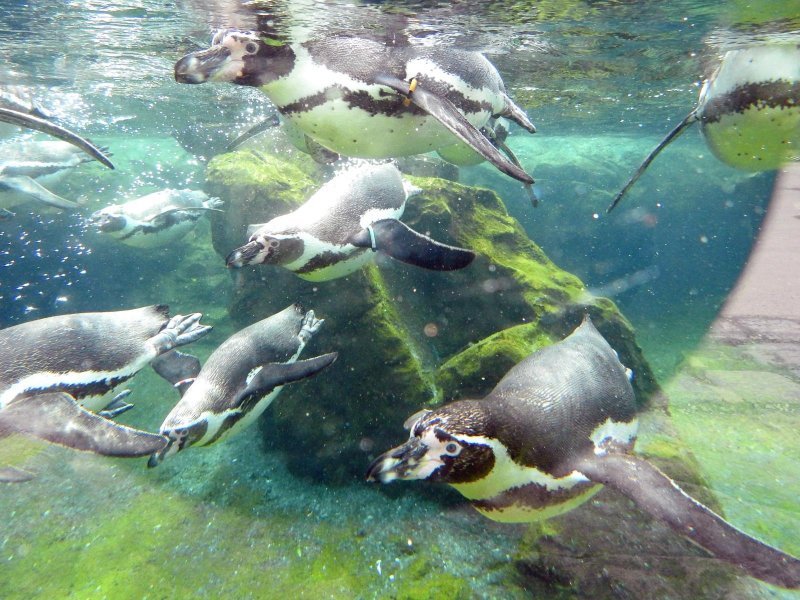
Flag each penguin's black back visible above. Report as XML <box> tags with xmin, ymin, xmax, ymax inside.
<box><xmin>0</xmin><ymin>305</ymin><xmax>170</xmax><ymax>395</ymax></box>
<box><xmin>484</xmin><ymin>319</ymin><xmax>636</xmax><ymax>476</ymax></box>
<box><xmin>265</xmin><ymin>163</ymin><xmax>408</xmax><ymax>246</ymax></box>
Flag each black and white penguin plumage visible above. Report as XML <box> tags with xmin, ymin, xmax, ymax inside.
<box><xmin>226</xmin><ymin>162</ymin><xmax>475</xmax><ymax>280</ymax></box>
<box><xmin>174</xmin><ymin>30</ymin><xmax>535</xmax><ymax>185</ymax></box>
<box><xmin>90</xmin><ymin>189</ymin><xmax>223</xmax><ymax>248</ymax></box>
<box><xmin>0</xmin><ymin>140</ymin><xmax>98</xmax><ymax>213</ymax></box>
<box><xmin>0</xmin><ymin>306</ymin><xmax>211</xmax><ymax>479</ymax></box>
<box><xmin>148</xmin><ymin>303</ymin><xmax>337</xmax><ymax>466</ymax></box>
<box><xmin>367</xmin><ymin>317</ymin><xmax>800</xmax><ymax>589</ymax></box>
<box><xmin>609</xmin><ymin>43</ymin><xmax>800</xmax><ymax>212</ymax></box>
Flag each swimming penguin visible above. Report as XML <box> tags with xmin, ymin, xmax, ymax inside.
<box><xmin>0</xmin><ymin>306</ymin><xmax>211</xmax><ymax>480</ymax></box>
<box><xmin>367</xmin><ymin>317</ymin><xmax>800</xmax><ymax>589</ymax></box>
<box><xmin>90</xmin><ymin>189</ymin><xmax>223</xmax><ymax>248</ymax></box>
<box><xmin>226</xmin><ymin>162</ymin><xmax>475</xmax><ymax>280</ymax></box>
<box><xmin>0</xmin><ymin>107</ymin><xmax>114</xmax><ymax>169</ymax></box>
<box><xmin>148</xmin><ymin>303</ymin><xmax>337</xmax><ymax>465</ymax></box>
<box><xmin>609</xmin><ymin>43</ymin><xmax>800</xmax><ymax>212</ymax></box>
<box><xmin>174</xmin><ymin>29</ymin><xmax>536</xmax><ymax>186</ymax></box>
<box><xmin>0</xmin><ymin>139</ymin><xmax>101</xmax><ymax>214</ymax></box>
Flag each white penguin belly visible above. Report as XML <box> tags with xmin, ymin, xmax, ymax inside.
<box><xmin>471</xmin><ymin>485</ymin><xmax>603</xmax><ymax>523</ymax></box>
<box><xmin>286</xmin><ymin>104</ymin><xmax>470</xmax><ymax>158</ymax></box>
<box><xmin>118</xmin><ymin>218</ymin><xmax>198</xmax><ymax>248</ymax></box>
<box><xmin>282</xmin><ymin>230</ymin><xmax>377</xmax><ymax>281</ymax></box>
<box><xmin>293</xmin><ymin>250</ymin><xmax>374</xmax><ymax>282</ymax></box>
<box><xmin>702</xmin><ymin>106</ymin><xmax>800</xmax><ymax>171</ymax></box>
<box><xmin>0</xmin><ymin>350</ymin><xmax>154</xmax><ymax>410</ymax></box>
<box><xmin>265</xmin><ymin>48</ymin><xmax>495</xmax><ymax>158</ymax></box>
<box><xmin>193</xmin><ymin>387</ymin><xmax>284</xmax><ymax>447</ymax></box>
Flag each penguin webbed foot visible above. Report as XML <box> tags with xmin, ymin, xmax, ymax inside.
<box><xmin>348</xmin><ymin>219</ymin><xmax>475</xmax><ymax>271</ymax></box>
<box><xmin>298</xmin><ymin>310</ymin><xmax>324</xmax><ymax>345</ymax></box>
<box><xmin>576</xmin><ymin>452</ymin><xmax>800</xmax><ymax>589</ymax></box>
<box><xmin>150</xmin><ymin>312</ymin><xmax>211</xmax><ymax>354</ymax></box>
<box><xmin>98</xmin><ymin>389</ymin><xmax>134</xmax><ymax>419</ymax></box>
<box><xmin>372</xmin><ymin>73</ymin><xmax>534</xmax><ymax>185</ymax></box>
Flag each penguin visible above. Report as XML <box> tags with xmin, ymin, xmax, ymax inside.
<box><xmin>148</xmin><ymin>303</ymin><xmax>337</xmax><ymax>466</ymax></box>
<box><xmin>367</xmin><ymin>317</ymin><xmax>800</xmax><ymax>589</ymax></box>
<box><xmin>90</xmin><ymin>189</ymin><xmax>223</xmax><ymax>248</ymax></box>
<box><xmin>609</xmin><ymin>43</ymin><xmax>800</xmax><ymax>212</ymax></box>
<box><xmin>435</xmin><ymin>118</ymin><xmax>536</xmax><ymax>206</ymax></box>
<box><xmin>0</xmin><ymin>139</ymin><xmax>101</xmax><ymax>214</ymax></box>
<box><xmin>0</xmin><ymin>107</ymin><xmax>114</xmax><ymax>169</ymax></box>
<box><xmin>225</xmin><ymin>162</ymin><xmax>475</xmax><ymax>280</ymax></box>
<box><xmin>0</xmin><ymin>306</ymin><xmax>211</xmax><ymax>480</ymax></box>
<box><xmin>174</xmin><ymin>29</ymin><xmax>536</xmax><ymax>186</ymax></box>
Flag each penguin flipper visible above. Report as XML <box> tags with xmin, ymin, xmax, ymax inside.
<box><xmin>0</xmin><ymin>392</ymin><xmax>168</xmax><ymax>457</ymax></box>
<box><xmin>233</xmin><ymin>353</ymin><xmax>339</xmax><ymax>409</ymax></box>
<box><xmin>0</xmin><ymin>175</ymin><xmax>80</xmax><ymax>210</ymax></box>
<box><xmin>348</xmin><ymin>219</ymin><xmax>475</xmax><ymax>271</ymax></box>
<box><xmin>148</xmin><ymin>312</ymin><xmax>211</xmax><ymax>355</ymax></box>
<box><xmin>225</xmin><ymin>115</ymin><xmax>281</xmax><ymax>151</ymax></box>
<box><xmin>607</xmin><ymin>110</ymin><xmax>698</xmax><ymax>213</ymax></box>
<box><xmin>0</xmin><ymin>107</ymin><xmax>115</xmax><ymax>169</ymax></box>
<box><xmin>151</xmin><ymin>350</ymin><xmax>201</xmax><ymax>397</ymax></box>
<box><xmin>373</xmin><ymin>74</ymin><xmax>533</xmax><ymax>185</ymax></box>
<box><xmin>576</xmin><ymin>452</ymin><xmax>800</xmax><ymax>589</ymax></box>
<box><xmin>0</xmin><ymin>465</ymin><xmax>36</xmax><ymax>483</ymax></box>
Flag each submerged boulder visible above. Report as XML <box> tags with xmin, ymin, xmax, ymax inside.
<box><xmin>199</xmin><ymin>149</ymin><xmax>757</xmax><ymax>597</ymax></box>
<box><xmin>203</xmin><ymin>150</ymin><xmax>658</xmax><ymax>480</ymax></box>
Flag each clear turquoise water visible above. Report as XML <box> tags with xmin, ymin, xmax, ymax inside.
<box><xmin>0</xmin><ymin>1</ymin><xmax>798</xmax><ymax>598</ymax></box>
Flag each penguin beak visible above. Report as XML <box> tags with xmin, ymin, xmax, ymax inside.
<box><xmin>366</xmin><ymin>437</ymin><xmax>437</xmax><ymax>483</ymax></box>
<box><xmin>175</xmin><ymin>45</ymin><xmax>232</xmax><ymax>84</ymax></box>
<box><xmin>147</xmin><ymin>437</ymin><xmax>176</xmax><ymax>467</ymax></box>
<box><xmin>225</xmin><ymin>240</ymin><xmax>264</xmax><ymax>268</ymax></box>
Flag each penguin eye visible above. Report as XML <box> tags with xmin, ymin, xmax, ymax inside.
<box><xmin>268</xmin><ymin>239</ymin><xmax>280</xmax><ymax>248</ymax></box>
<box><xmin>244</xmin><ymin>42</ymin><xmax>258</xmax><ymax>54</ymax></box>
<box><xmin>443</xmin><ymin>442</ymin><xmax>461</xmax><ymax>456</ymax></box>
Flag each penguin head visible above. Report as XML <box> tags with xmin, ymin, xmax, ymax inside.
<box><xmin>175</xmin><ymin>29</ymin><xmax>295</xmax><ymax>87</ymax></box>
<box><xmin>366</xmin><ymin>400</ymin><xmax>496</xmax><ymax>484</ymax></box>
<box><xmin>225</xmin><ymin>233</ymin><xmax>303</xmax><ymax>268</ymax></box>
<box><xmin>89</xmin><ymin>209</ymin><xmax>127</xmax><ymax>234</ymax></box>
<box><xmin>148</xmin><ymin>417</ymin><xmax>212</xmax><ymax>467</ymax></box>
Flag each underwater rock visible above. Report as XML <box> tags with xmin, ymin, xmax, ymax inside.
<box><xmin>203</xmin><ymin>150</ymin><xmax>658</xmax><ymax>483</ymax></box>
<box><xmin>193</xmin><ymin>146</ymin><xmax>751</xmax><ymax>597</ymax></box>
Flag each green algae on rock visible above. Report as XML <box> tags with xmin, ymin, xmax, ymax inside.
<box><xmin>204</xmin><ymin>149</ymin><xmax>320</xmax><ymax>257</ymax></box>
<box><xmin>201</xmin><ymin>149</ymin><xmax>658</xmax><ymax>483</ymax></box>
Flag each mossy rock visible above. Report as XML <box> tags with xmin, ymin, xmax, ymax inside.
<box><xmin>204</xmin><ymin>149</ymin><xmax>320</xmax><ymax>257</ymax></box>
<box><xmin>437</xmin><ymin>323</ymin><xmax>556</xmax><ymax>400</ymax></box>
<box><xmin>201</xmin><ymin>151</ymin><xmax>658</xmax><ymax>484</ymax></box>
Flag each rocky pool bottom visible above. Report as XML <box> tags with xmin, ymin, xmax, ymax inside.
<box><xmin>0</xmin><ymin>133</ymin><xmax>795</xmax><ymax>598</ymax></box>
<box><xmin>1</xmin><ymin>321</ymin><xmax>798</xmax><ymax>599</ymax></box>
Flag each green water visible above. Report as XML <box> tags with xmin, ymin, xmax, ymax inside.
<box><xmin>0</xmin><ymin>1</ymin><xmax>798</xmax><ymax>598</ymax></box>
